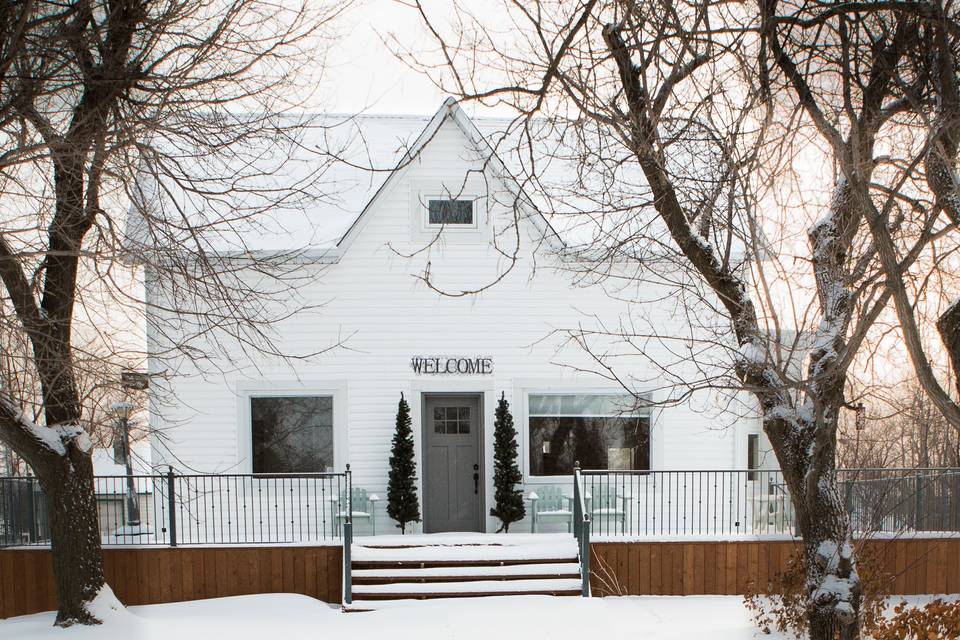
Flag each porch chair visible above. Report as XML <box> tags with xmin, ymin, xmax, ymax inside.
<box><xmin>587</xmin><ymin>483</ymin><xmax>628</xmax><ymax>534</ymax></box>
<box><xmin>331</xmin><ymin>488</ymin><xmax>379</xmax><ymax>536</ymax></box>
<box><xmin>528</xmin><ymin>486</ymin><xmax>574</xmax><ymax>533</ymax></box>
<box><xmin>750</xmin><ymin>490</ymin><xmax>792</xmax><ymax>534</ymax></box>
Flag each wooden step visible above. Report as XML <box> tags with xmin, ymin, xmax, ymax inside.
<box><xmin>352</xmin><ymin>577</ymin><xmax>583</xmax><ymax>600</ymax></box>
<box><xmin>351</xmin><ymin>557</ymin><xmax>577</xmax><ymax>570</ymax></box>
<box><xmin>352</xmin><ymin>562</ymin><xmax>580</xmax><ymax>584</ymax></box>
<box><xmin>347</xmin><ymin>535</ymin><xmax>583</xmax><ymax>608</ymax></box>
<box><xmin>351</xmin><ymin>535</ymin><xmax>579</xmax><ymax>568</ymax></box>
<box><xmin>351</xmin><ymin>589</ymin><xmax>582</xmax><ymax>601</ymax></box>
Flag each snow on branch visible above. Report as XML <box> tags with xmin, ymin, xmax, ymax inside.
<box><xmin>0</xmin><ymin>385</ymin><xmax>90</xmax><ymax>458</ymax></box>
<box><xmin>811</xmin><ymin>539</ymin><xmax>859</xmax><ymax>625</ymax></box>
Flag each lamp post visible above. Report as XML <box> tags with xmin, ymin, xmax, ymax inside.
<box><xmin>111</xmin><ymin>401</ymin><xmax>140</xmax><ymax>528</ymax></box>
<box><xmin>854</xmin><ymin>402</ymin><xmax>866</xmax><ymax>465</ymax></box>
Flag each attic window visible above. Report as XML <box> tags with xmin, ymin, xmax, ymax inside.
<box><xmin>428</xmin><ymin>199</ymin><xmax>474</xmax><ymax>226</ymax></box>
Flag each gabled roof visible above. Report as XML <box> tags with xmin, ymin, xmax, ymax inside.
<box><xmin>334</xmin><ymin>97</ymin><xmax>564</xmax><ymax>256</ymax></box>
<box><xmin>126</xmin><ymin>100</ymin><xmax>567</xmax><ymax>262</ymax></box>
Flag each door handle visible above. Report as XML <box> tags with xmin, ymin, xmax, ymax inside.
<box><xmin>473</xmin><ymin>463</ymin><xmax>479</xmax><ymax>494</ymax></box>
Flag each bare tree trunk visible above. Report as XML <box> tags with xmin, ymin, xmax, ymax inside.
<box><xmin>35</xmin><ymin>452</ymin><xmax>105</xmax><ymax>626</ymax></box>
<box><xmin>771</xmin><ymin>409</ymin><xmax>860</xmax><ymax>640</ymax></box>
<box><xmin>793</xmin><ymin>467</ymin><xmax>861</xmax><ymax>640</ymax></box>
<box><xmin>0</xmin><ymin>385</ymin><xmax>106</xmax><ymax>624</ymax></box>
<box><xmin>939</xmin><ymin>304</ymin><xmax>960</xmax><ymax>396</ymax></box>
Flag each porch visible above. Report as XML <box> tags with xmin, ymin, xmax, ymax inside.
<box><xmin>4</xmin><ymin>534</ymin><xmax>960</xmax><ymax>619</ymax></box>
<box><xmin>3</xmin><ymin>466</ymin><xmax>960</xmax><ymax>617</ymax></box>
<box><xmin>3</xmin><ymin>467</ymin><xmax>958</xmax><ymax>547</ymax></box>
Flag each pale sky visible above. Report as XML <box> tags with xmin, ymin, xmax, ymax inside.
<box><xmin>320</xmin><ymin>0</ymin><xmax>454</xmax><ymax>115</ymax></box>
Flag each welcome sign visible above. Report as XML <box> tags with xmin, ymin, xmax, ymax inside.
<box><xmin>411</xmin><ymin>356</ymin><xmax>493</xmax><ymax>375</ymax></box>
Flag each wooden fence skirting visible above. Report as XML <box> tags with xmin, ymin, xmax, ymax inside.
<box><xmin>590</xmin><ymin>538</ymin><xmax>960</xmax><ymax>597</ymax></box>
<box><xmin>4</xmin><ymin>539</ymin><xmax>960</xmax><ymax>619</ymax></box>
<box><xmin>0</xmin><ymin>545</ymin><xmax>342</xmax><ymax>619</ymax></box>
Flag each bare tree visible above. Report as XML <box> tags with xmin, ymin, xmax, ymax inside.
<box><xmin>814</xmin><ymin>1</ymin><xmax>960</xmax><ymax>433</ymax></box>
<box><xmin>839</xmin><ymin>384</ymin><xmax>960</xmax><ymax>469</ymax></box>
<box><xmin>0</xmin><ymin>0</ymin><xmax>346</xmax><ymax>625</ymax></box>
<box><xmin>396</xmin><ymin>1</ymin><xmax>955</xmax><ymax>637</ymax></box>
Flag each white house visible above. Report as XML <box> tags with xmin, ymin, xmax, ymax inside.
<box><xmin>136</xmin><ymin>99</ymin><xmax>774</xmax><ymax>536</ymax></box>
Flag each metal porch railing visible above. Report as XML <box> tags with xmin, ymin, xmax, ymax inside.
<box><xmin>0</xmin><ymin>468</ymin><xmax>351</xmax><ymax>548</ymax></box>
<box><xmin>3</xmin><ymin>467</ymin><xmax>959</xmax><ymax>551</ymax></box>
<box><xmin>572</xmin><ymin>462</ymin><xmax>591</xmax><ymax>597</ymax></box>
<box><xmin>342</xmin><ymin>464</ymin><xmax>353</xmax><ymax>606</ymax></box>
<box><xmin>575</xmin><ymin>467</ymin><xmax>960</xmax><ymax>538</ymax></box>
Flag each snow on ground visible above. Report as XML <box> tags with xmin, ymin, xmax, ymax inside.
<box><xmin>2</xmin><ymin>593</ymin><xmax>952</xmax><ymax>640</ymax></box>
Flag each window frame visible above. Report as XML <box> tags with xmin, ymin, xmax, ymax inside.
<box><xmin>747</xmin><ymin>433</ymin><xmax>760</xmax><ymax>480</ymax></box>
<box><xmin>424</xmin><ymin>198</ymin><xmax>477</xmax><ymax>229</ymax></box>
<box><xmin>409</xmin><ymin>179</ymin><xmax>489</xmax><ymax>245</ymax></box>
<box><xmin>237</xmin><ymin>382</ymin><xmax>347</xmax><ymax>475</ymax></box>
<box><xmin>521</xmin><ymin>388</ymin><xmax>655</xmax><ymax>481</ymax></box>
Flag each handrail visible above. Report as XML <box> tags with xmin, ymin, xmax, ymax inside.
<box><xmin>572</xmin><ymin>462</ymin><xmax>591</xmax><ymax>597</ymax></box>
<box><xmin>76</xmin><ymin>471</ymin><xmax>347</xmax><ymax>478</ymax></box>
<box><xmin>343</xmin><ymin>464</ymin><xmax>353</xmax><ymax>606</ymax></box>
<box><xmin>575</xmin><ymin>467</ymin><xmax>960</xmax><ymax>474</ymax></box>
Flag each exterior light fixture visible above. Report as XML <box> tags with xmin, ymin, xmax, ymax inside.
<box><xmin>111</xmin><ymin>401</ymin><xmax>140</xmax><ymax>528</ymax></box>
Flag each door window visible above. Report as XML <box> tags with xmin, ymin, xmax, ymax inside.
<box><xmin>434</xmin><ymin>405</ymin><xmax>471</xmax><ymax>434</ymax></box>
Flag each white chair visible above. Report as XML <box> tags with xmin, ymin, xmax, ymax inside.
<box><xmin>751</xmin><ymin>492</ymin><xmax>791</xmax><ymax>533</ymax></box>
<box><xmin>330</xmin><ymin>488</ymin><xmax>379</xmax><ymax>535</ymax></box>
<box><xmin>528</xmin><ymin>487</ymin><xmax>574</xmax><ymax>532</ymax></box>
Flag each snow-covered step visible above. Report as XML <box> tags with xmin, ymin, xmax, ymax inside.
<box><xmin>353</xmin><ymin>532</ymin><xmax>573</xmax><ymax>547</ymax></box>
<box><xmin>352</xmin><ymin>562</ymin><xmax>580</xmax><ymax>583</ymax></box>
<box><xmin>352</xmin><ymin>535</ymin><xmax>577</xmax><ymax>566</ymax></box>
<box><xmin>345</xmin><ymin>596</ymin><xmax>543</xmax><ymax>612</ymax></box>
<box><xmin>346</xmin><ymin>534</ymin><xmax>584</xmax><ymax>606</ymax></box>
<box><xmin>352</xmin><ymin>577</ymin><xmax>582</xmax><ymax>600</ymax></box>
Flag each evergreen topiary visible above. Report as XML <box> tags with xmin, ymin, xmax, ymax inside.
<box><xmin>387</xmin><ymin>392</ymin><xmax>420</xmax><ymax>533</ymax></box>
<box><xmin>490</xmin><ymin>391</ymin><xmax>525</xmax><ymax>532</ymax></box>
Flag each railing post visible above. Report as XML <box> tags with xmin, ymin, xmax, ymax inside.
<box><xmin>343</xmin><ymin>464</ymin><xmax>352</xmax><ymax>606</ymax></box>
<box><xmin>915</xmin><ymin>472</ymin><xmax>925</xmax><ymax>531</ymax></box>
<box><xmin>843</xmin><ymin>476</ymin><xmax>853</xmax><ymax>516</ymax></box>
<box><xmin>573</xmin><ymin>462</ymin><xmax>581</xmax><ymax>540</ymax></box>
<box><xmin>953</xmin><ymin>473</ymin><xmax>960</xmax><ymax>531</ymax></box>
<box><xmin>167</xmin><ymin>466</ymin><xmax>177</xmax><ymax>547</ymax></box>
<box><xmin>572</xmin><ymin>461</ymin><xmax>590</xmax><ymax>597</ymax></box>
<box><xmin>582</xmin><ymin>514</ymin><xmax>591</xmax><ymax>597</ymax></box>
<box><xmin>27</xmin><ymin>477</ymin><xmax>38</xmax><ymax>543</ymax></box>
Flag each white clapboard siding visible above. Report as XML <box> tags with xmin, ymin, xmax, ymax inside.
<box><xmin>146</xmin><ymin>111</ymin><xmax>760</xmax><ymax>535</ymax></box>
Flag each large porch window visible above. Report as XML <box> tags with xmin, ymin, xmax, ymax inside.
<box><xmin>528</xmin><ymin>393</ymin><xmax>651</xmax><ymax>476</ymax></box>
<box><xmin>251</xmin><ymin>396</ymin><xmax>334</xmax><ymax>473</ymax></box>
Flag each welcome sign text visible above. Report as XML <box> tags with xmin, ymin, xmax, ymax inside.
<box><xmin>410</xmin><ymin>356</ymin><xmax>494</xmax><ymax>375</ymax></box>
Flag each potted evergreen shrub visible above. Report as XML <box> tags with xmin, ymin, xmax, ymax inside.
<box><xmin>490</xmin><ymin>392</ymin><xmax>525</xmax><ymax>532</ymax></box>
<box><xmin>387</xmin><ymin>392</ymin><xmax>420</xmax><ymax>533</ymax></box>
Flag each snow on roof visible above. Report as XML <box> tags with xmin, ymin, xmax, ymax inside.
<box><xmin>127</xmin><ymin>99</ymin><xmax>753</xmax><ymax>261</ymax></box>
<box><xmin>125</xmin><ymin>100</ymin><xmax>609</xmax><ymax>257</ymax></box>
<box><xmin>127</xmin><ymin>110</ymin><xmax>436</xmax><ymax>256</ymax></box>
